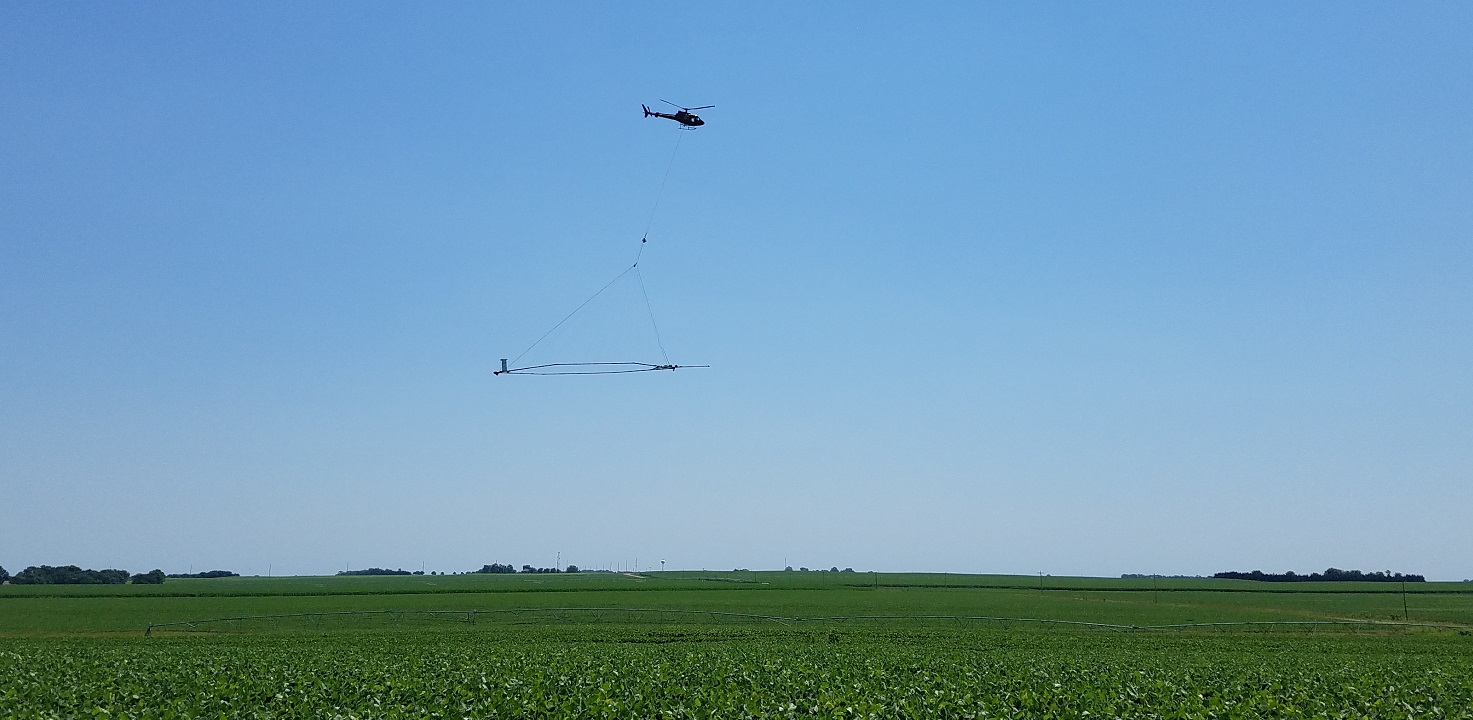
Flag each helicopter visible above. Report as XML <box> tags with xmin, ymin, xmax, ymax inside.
<box><xmin>642</xmin><ymin>100</ymin><xmax>713</xmax><ymax>127</ymax></box>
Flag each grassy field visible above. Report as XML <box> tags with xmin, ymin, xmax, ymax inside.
<box><xmin>3</xmin><ymin>572</ymin><xmax>1471</xmax><ymax>717</ymax></box>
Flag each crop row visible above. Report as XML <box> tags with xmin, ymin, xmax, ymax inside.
<box><xmin>3</xmin><ymin>630</ymin><xmax>1470</xmax><ymax>718</ymax></box>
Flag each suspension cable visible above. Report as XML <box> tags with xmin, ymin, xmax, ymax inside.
<box><xmin>635</xmin><ymin>266</ymin><xmax>670</xmax><ymax>365</ymax></box>
<box><xmin>509</xmin><ymin>263</ymin><xmax>638</xmax><ymax>367</ymax></box>
<box><xmin>641</xmin><ymin>131</ymin><xmax>683</xmax><ymax>242</ymax></box>
<box><xmin>499</xmin><ymin>123</ymin><xmax>699</xmax><ymax>376</ymax></box>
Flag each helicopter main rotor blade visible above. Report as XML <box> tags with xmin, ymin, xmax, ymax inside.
<box><xmin>658</xmin><ymin>100</ymin><xmax>714</xmax><ymax>111</ymax></box>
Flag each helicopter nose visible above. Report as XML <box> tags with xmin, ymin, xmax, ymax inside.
<box><xmin>693</xmin><ymin>118</ymin><xmax>704</xmax><ymax>126</ymax></box>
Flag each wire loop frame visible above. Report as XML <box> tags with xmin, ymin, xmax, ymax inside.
<box><xmin>498</xmin><ymin>131</ymin><xmax>697</xmax><ymax>378</ymax></box>
<box><xmin>495</xmin><ymin>362</ymin><xmax>709</xmax><ymax>376</ymax></box>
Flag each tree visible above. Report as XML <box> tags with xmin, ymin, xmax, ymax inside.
<box><xmin>166</xmin><ymin>570</ymin><xmax>239</xmax><ymax>579</ymax></box>
<box><xmin>131</xmin><ymin>569</ymin><xmax>166</xmax><ymax>585</ymax></box>
<box><xmin>337</xmin><ymin>568</ymin><xmax>411</xmax><ymax>576</ymax></box>
<box><xmin>1214</xmin><ymin>568</ymin><xmax>1425</xmax><ymax>583</ymax></box>
<box><xmin>0</xmin><ymin>565</ymin><xmax>8</xmax><ymax>583</ymax></box>
<box><xmin>565</xmin><ymin>565</ymin><xmax>579</xmax><ymax>573</ymax></box>
<box><xmin>13</xmin><ymin>565</ymin><xmax>130</xmax><ymax>585</ymax></box>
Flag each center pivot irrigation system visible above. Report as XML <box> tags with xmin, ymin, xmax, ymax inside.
<box><xmin>495</xmin><ymin>101</ymin><xmax>714</xmax><ymax>377</ymax></box>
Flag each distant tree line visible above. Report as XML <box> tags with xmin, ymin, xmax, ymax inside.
<box><xmin>5</xmin><ymin>565</ymin><xmax>166</xmax><ymax>585</ymax></box>
<box><xmin>1214</xmin><ymin>568</ymin><xmax>1425</xmax><ymax>583</ymax></box>
<box><xmin>337</xmin><ymin>568</ymin><xmax>424</xmax><ymax>576</ymax></box>
<box><xmin>166</xmin><ymin>570</ymin><xmax>240</xmax><ymax>579</ymax></box>
<box><xmin>1121</xmin><ymin>574</ymin><xmax>1204</xmax><ymax>579</ymax></box>
<box><xmin>471</xmin><ymin>563</ymin><xmax>579</xmax><ymax>574</ymax></box>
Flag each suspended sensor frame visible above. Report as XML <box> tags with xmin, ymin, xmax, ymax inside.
<box><xmin>493</xmin><ymin>119</ymin><xmax>707</xmax><ymax>379</ymax></box>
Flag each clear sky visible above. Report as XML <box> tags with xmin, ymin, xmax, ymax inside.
<box><xmin>3</xmin><ymin>3</ymin><xmax>1470</xmax><ymax>579</ymax></box>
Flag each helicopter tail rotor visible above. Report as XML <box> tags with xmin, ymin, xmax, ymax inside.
<box><xmin>642</xmin><ymin>104</ymin><xmax>653</xmax><ymax>117</ymax></box>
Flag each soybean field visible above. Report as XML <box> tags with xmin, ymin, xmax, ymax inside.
<box><xmin>2</xmin><ymin>572</ymin><xmax>1471</xmax><ymax>718</ymax></box>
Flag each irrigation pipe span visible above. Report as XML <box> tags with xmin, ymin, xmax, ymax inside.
<box><xmin>143</xmin><ymin>608</ymin><xmax>1472</xmax><ymax>636</ymax></box>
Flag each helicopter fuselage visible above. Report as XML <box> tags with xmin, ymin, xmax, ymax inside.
<box><xmin>642</xmin><ymin>104</ymin><xmax>705</xmax><ymax>127</ymax></box>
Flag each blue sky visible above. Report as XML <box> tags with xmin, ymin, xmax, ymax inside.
<box><xmin>2</xmin><ymin>3</ymin><xmax>1470</xmax><ymax>579</ymax></box>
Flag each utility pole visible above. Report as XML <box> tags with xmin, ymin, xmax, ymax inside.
<box><xmin>1038</xmin><ymin>572</ymin><xmax>1044</xmax><ymax>591</ymax></box>
<box><xmin>1402</xmin><ymin>579</ymin><xmax>1409</xmax><ymax>621</ymax></box>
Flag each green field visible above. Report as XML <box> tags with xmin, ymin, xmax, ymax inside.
<box><xmin>3</xmin><ymin>572</ymin><xmax>1471</xmax><ymax>717</ymax></box>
